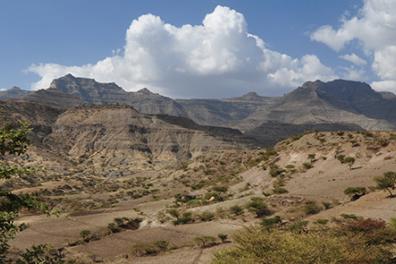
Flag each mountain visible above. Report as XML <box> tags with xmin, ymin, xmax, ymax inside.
<box><xmin>21</xmin><ymin>74</ymin><xmax>187</xmax><ymax>117</ymax></box>
<box><xmin>0</xmin><ymin>86</ymin><xmax>30</xmax><ymax>100</ymax></box>
<box><xmin>259</xmin><ymin>80</ymin><xmax>396</xmax><ymax>130</ymax></box>
<box><xmin>3</xmin><ymin>75</ymin><xmax>396</xmax><ymax>146</ymax></box>
<box><xmin>1</xmin><ymin>104</ymin><xmax>255</xmax><ymax>177</ymax></box>
<box><xmin>245</xmin><ymin>121</ymin><xmax>363</xmax><ymax>146</ymax></box>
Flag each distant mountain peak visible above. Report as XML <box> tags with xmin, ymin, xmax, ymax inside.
<box><xmin>137</xmin><ymin>88</ymin><xmax>154</xmax><ymax>94</ymax></box>
<box><xmin>64</xmin><ymin>73</ymin><xmax>76</xmax><ymax>79</ymax></box>
<box><xmin>226</xmin><ymin>91</ymin><xmax>268</xmax><ymax>102</ymax></box>
<box><xmin>0</xmin><ymin>86</ymin><xmax>30</xmax><ymax>100</ymax></box>
<box><xmin>8</xmin><ymin>86</ymin><xmax>24</xmax><ymax>91</ymax></box>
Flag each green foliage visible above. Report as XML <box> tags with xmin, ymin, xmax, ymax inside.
<box><xmin>194</xmin><ymin>236</ymin><xmax>217</xmax><ymax>248</ymax></box>
<box><xmin>212</xmin><ymin>227</ymin><xmax>394</xmax><ymax>264</ymax></box>
<box><xmin>173</xmin><ymin>211</ymin><xmax>194</xmax><ymax>225</ymax></box>
<box><xmin>344</xmin><ymin>186</ymin><xmax>367</xmax><ymax>200</ymax></box>
<box><xmin>261</xmin><ymin>216</ymin><xmax>282</xmax><ymax>230</ymax></box>
<box><xmin>272</xmin><ymin>178</ymin><xmax>288</xmax><ymax>194</ymax></box>
<box><xmin>218</xmin><ymin>233</ymin><xmax>228</xmax><ymax>243</ymax></box>
<box><xmin>0</xmin><ymin>123</ymin><xmax>44</xmax><ymax>262</ymax></box>
<box><xmin>108</xmin><ymin>217</ymin><xmax>142</xmax><ymax>233</ymax></box>
<box><xmin>79</xmin><ymin>230</ymin><xmax>92</xmax><ymax>243</ymax></box>
<box><xmin>229</xmin><ymin>205</ymin><xmax>244</xmax><ymax>216</ymax></box>
<box><xmin>375</xmin><ymin>172</ymin><xmax>396</xmax><ymax>197</ymax></box>
<box><xmin>303</xmin><ymin>201</ymin><xmax>322</xmax><ymax>215</ymax></box>
<box><xmin>336</xmin><ymin>155</ymin><xmax>355</xmax><ymax>167</ymax></box>
<box><xmin>199</xmin><ymin>211</ymin><xmax>215</xmax><ymax>222</ymax></box>
<box><xmin>132</xmin><ymin>240</ymin><xmax>169</xmax><ymax>257</ymax></box>
<box><xmin>16</xmin><ymin>244</ymin><xmax>67</xmax><ymax>264</ymax></box>
<box><xmin>246</xmin><ymin>197</ymin><xmax>272</xmax><ymax>218</ymax></box>
<box><xmin>287</xmin><ymin>220</ymin><xmax>309</xmax><ymax>233</ymax></box>
<box><xmin>302</xmin><ymin>162</ymin><xmax>313</xmax><ymax>170</ymax></box>
<box><xmin>269</xmin><ymin>165</ymin><xmax>284</xmax><ymax>177</ymax></box>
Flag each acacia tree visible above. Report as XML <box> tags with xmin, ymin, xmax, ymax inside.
<box><xmin>0</xmin><ymin>123</ymin><xmax>41</xmax><ymax>262</ymax></box>
<box><xmin>375</xmin><ymin>172</ymin><xmax>396</xmax><ymax>197</ymax></box>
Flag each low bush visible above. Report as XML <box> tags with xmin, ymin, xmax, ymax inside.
<box><xmin>132</xmin><ymin>240</ymin><xmax>169</xmax><ymax>257</ymax></box>
<box><xmin>344</xmin><ymin>186</ymin><xmax>367</xmax><ymax>201</ymax></box>
<box><xmin>304</xmin><ymin>201</ymin><xmax>322</xmax><ymax>215</ymax></box>
<box><xmin>229</xmin><ymin>205</ymin><xmax>244</xmax><ymax>216</ymax></box>
<box><xmin>212</xmin><ymin>227</ymin><xmax>394</xmax><ymax>264</ymax></box>
<box><xmin>246</xmin><ymin>197</ymin><xmax>272</xmax><ymax>218</ymax></box>
<box><xmin>194</xmin><ymin>236</ymin><xmax>217</xmax><ymax>248</ymax></box>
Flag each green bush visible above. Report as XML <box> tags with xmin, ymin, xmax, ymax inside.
<box><xmin>218</xmin><ymin>233</ymin><xmax>228</xmax><ymax>243</ymax></box>
<box><xmin>199</xmin><ymin>211</ymin><xmax>215</xmax><ymax>222</ymax></box>
<box><xmin>261</xmin><ymin>216</ymin><xmax>282</xmax><ymax>230</ymax></box>
<box><xmin>246</xmin><ymin>197</ymin><xmax>272</xmax><ymax>218</ymax></box>
<box><xmin>132</xmin><ymin>240</ymin><xmax>169</xmax><ymax>257</ymax></box>
<box><xmin>304</xmin><ymin>201</ymin><xmax>321</xmax><ymax>215</ymax></box>
<box><xmin>344</xmin><ymin>187</ymin><xmax>367</xmax><ymax>201</ymax></box>
<box><xmin>174</xmin><ymin>211</ymin><xmax>194</xmax><ymax>225</ymax></box>
<box><xmin>229</xmin><ymin>205</ymin><xmax>244</xmax><ymax>216</ymax></box>
<box><xmin>194</xmin><ymin>236</ymin><xmax>217</xmax><ymax>248</ymax></box>
<box><xmin>269</xmin><ymin>165</ymin><xmax>284</xmax><ymax>177</ymax></box>
<box><xmin>212</xmin><ymin>227</ymin><xmax>394</xmax><ymax>264</ymax></box>
<box><xmin>375</xmin><ymin>172</ymin><xmax>396</xmax><ymax>197</ymax></box>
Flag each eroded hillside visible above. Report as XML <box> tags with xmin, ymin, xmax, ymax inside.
<box><xmin>5</xmin><ymin>128</ymin><xmax>396</xmax><ymax>263</ymax></box>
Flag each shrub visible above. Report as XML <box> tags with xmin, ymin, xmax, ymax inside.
<box><xmin>229</xmin><ymin>205</ymin><xmax>244</xmax><ymax>216</ymax></box>
<box><xmin>272</xmin><ymin>178</ymin><xmax>288</xmax><ymax>194</ymax></box>
<box><xmin>287</xmin><ymin>220</ymin><xmax>308</xmax><ymax>233</ymax></box>
<box><xmin>302</xmin><ymin>162</ymin><xmax>313</xmax><ymax>170</ymax></box>
<box><xmin>108</xmin><ymin>217</ymin><xmax>142</xmax><ymax>233</ymax></box>
<box><xmin>246</xmin><ymin>197</ymin><xmax>272</xmax><ymax>218</ymax></box>
<box><xmin>212</xmin><ymin>227</ymin><xmax>394</xmax><ymax>264</ymax></box>
<box><xmin>79</xmin><ymin>230</ymin><xmax>92</xmax><ymax>243</ymax></box>
<box><xmin>16</xmin><ymin>244</ymin><xmax>66</xmax><ymax>264</ymax></box>
<box><xmin>218</xmin><ymin>233</ymin><xmax>228</xmax><ymax>243</ymax></box>
<box><xmin>375</xmin><ymin>172</ymin><xmax>396</xmax><ymax>197</ymax></box>
<box><xmin>131</xmin><ymin>240</ymin><xmax>170</xmax><ymax>256</ymax></box>
<box><xmin>194</xmin><ymin>236</ymin><xmax>217</xmax><ymax>248</ymax></box>
<box><xmin>304</xmin><ymin>201</ymin><xmax>321</xmax><ymax>215</ymax></box>
<box><xmin>314</xmin><ymin>219</ymin><xmax>329</xmax><ymax>225</ymax></box>
<box><xmin>340</xmin><ymin>218</ymin><xmax>386</xmax><ymax>233</ymax></box>
<box><xmin>199</xmin><ymin>211</ymin><xmax>215</xmax><ymax>222</ymax></box>
<box><xmin>344</xmin><ymin>187</ymin><xmax>367</xmax><ymax>201</ymax></box>
<box><xmin>273</xmin><ymin>186</ymin><xmax>288</xmax><ymax>194</ymax></box>
<box><xmin>269</xmin><ymin>165</ymin><xmax>284</xmax><ymax>177</ymax></box>
<box><xmin>174</xmin><ymin>211</ymin><xmax>194</xmax><ymax>225</ymax></box>
<box><xmin>261</xmin><ymin>216</ymin><xmax>282</xmax><ymax>230</ymax></box>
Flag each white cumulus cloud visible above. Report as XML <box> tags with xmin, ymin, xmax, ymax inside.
<box><xmin>339</xmin><ymin>53</ymin><xmax>367</xmax><ymax>66</ymax></box>
<box><xmin>311</xmin><ymin>0</ymin><xmax>396</xmax><ymax>93</ymax></box>
<box><xmin>30</xmin><ymin>6</ymin><xmax>335</xmax><ymax>98</ymax></box>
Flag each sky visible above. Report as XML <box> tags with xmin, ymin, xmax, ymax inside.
<box><xmin>1</xmin><ymin>0</ymin><xmax>395</xmax><ymax>98</ymax></box>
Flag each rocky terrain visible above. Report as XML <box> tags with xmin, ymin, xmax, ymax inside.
<box><xmin>3</xmin><ymin>74</ymin><xmax>396</xmax><ymax>145</ymax></box>
<box><xmin>2</xmin><ymin>75</ymin><xmax>396</xmax><ymax>263</ymax></box>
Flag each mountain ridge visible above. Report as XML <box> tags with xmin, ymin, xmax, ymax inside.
<box><xmin>2</xmin><ymin>74</ymin><xmax>396</xmax><ymax>145</ymax></box>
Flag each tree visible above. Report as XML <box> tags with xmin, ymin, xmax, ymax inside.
<box><xmin>375</xmin><ymin>172</ymin><xmax>396</xmax><ymax>197</ymax></box>
<box><xmin>0</xmin><ymin>123</ymin><xmax>44</xmax><ymax>262</ymax></box>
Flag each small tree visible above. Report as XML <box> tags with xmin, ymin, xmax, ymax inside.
<box><xmin>375</xmin><ymin>172</ymin><xmax>396</xmax><ymax>197</ymax></box>
<box><xmin>0</xmin><ymin>123</ymin><xmax>43</xmax><ymax>262</ymax></box>
<box><xmin>344</xmin><ymin>187</ymin><xmax>367</xmax><ymax>201</ymax></box>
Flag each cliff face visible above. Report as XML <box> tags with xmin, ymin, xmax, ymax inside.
<box><xmin>3</xmin><ymin>75</ymin><xmax>396</xmax><ymax>147</ymax></box>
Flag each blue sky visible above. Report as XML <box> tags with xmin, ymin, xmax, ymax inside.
<box><xmin>3</xmin><ymin>0</ymin><xmax>394</xmax><ymax>97</ymax></box>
